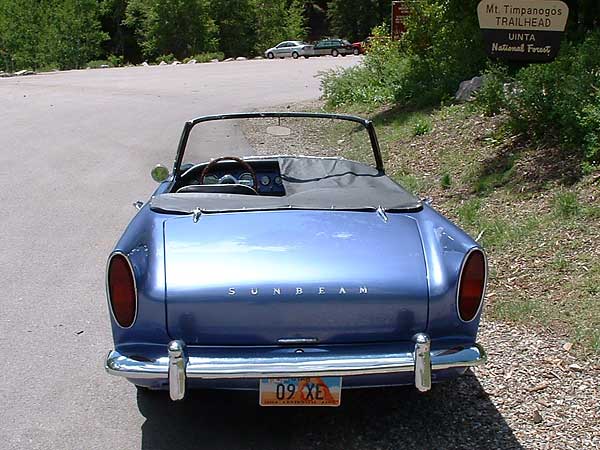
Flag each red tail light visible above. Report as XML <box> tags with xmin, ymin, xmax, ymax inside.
<box><xmin>457</xmin><ymin>249</ymin><xmax>487</xmax><ymax>322</ymax></box>
<box><xmin>107</xmin><ymin>253</ymin><xmax>137</xmax><ymax>328</ymax></box>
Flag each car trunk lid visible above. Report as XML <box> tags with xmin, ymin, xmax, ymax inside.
<box><xmin>164</xmin><ymin>210</ymin><xmax>428</xmax><ymax>345</ymax></box>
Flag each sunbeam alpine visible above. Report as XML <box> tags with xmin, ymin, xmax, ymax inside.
<box><xmin>104</xmin><ymin>112</ymin><xmax>487</xmax><ymax>406</ymax></box>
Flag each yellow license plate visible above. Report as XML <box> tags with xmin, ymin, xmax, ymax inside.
<box><xmin>259</xmin><ymin>377</ymin><xmax>342</xmax><ymax>407</ymax></box>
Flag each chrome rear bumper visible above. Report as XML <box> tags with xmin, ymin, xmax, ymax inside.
<box><xmin>105</xmin><ymin>333</ymin><xmax>486</xmax><ymax>401</ymax></box>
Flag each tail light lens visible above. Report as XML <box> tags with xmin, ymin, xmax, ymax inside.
<box><xmin>457</xmin><ymin>249</ymin><xmax>486</xmax><ymax>322</ymax></box>
<box><xmin>107</xmin><ymin>253</ymin><xmax>137</xmax><ymax>328</ymax></box>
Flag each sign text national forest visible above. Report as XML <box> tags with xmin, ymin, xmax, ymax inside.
<box><xmin>477</xmin><ymin>1</ymin><xmax>569</xmax><ymax>62</ymax></box>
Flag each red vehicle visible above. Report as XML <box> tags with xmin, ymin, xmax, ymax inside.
<box><xmin>351</xmin><ymin>41</ymin><xmax>366</xmax><ymax>55</ymax></box>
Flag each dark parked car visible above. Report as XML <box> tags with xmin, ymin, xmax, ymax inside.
<box><xmin>311</xmin><ymin>39</ymin><xmax>354</xmax><ymax>57</ymax></box>
<box><xmin>104</xmin><ymin>112</ymin><xmax>487</xmax><ymax>406</ymax></box>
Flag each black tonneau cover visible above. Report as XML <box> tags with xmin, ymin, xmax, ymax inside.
<box><xmin>151</xmin><ymin>157</ymin><xmax>422</xmax><ymax>213</ymax></box>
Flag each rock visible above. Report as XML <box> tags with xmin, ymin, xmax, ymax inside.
<box><xmin>568</xmin><ymin>363</ymin><xmax>583</xmax><ymax>372</ymax></box>
<box><xmin>186</xmin><ymin>59</ymin><xmax>197</xmax><ymax>65</ymax></box>
<box><xmin>100</xmin><ymin>64</ymin><xmax>109</xmax><ymax>69</ymax></box>
<box><xmin>527</xmin><ymin>381</ymin><xmax>549</xmax><ymax>392</ymax></box>
<box><xmin>254</xmin><ymin>56</ymin><xmax>263</xmax><ymax>60</ymax></box>
<box><xmin>15</xmin><ymin>69</ymin><xmax>34</xmax><ymax>76</ymax></box>
<box><xmin>171</xmin><ymin>61</ymin><xmax>181</xmax><ymax>65</ymax></box>
<box><xmin>210</xmin><ymin>59</ymin><xmax>220</xmax><ymax>63</ymax></box>
<box><xmin>141</xmin><ymin>62</ymin><xmax>149</xmax><ymax>67</ymax></box>
<box><xmin>532</xmin><ymin>409</ymin><xmax>543</xmax><ymax>424</ymax></box>
<box><xmin>455</xmin><ymin>76</ymin><xmax>484</xmax><ymax>102</ymax></box>
<box><xmin>224</xmin><ymin>58</ymin><xmax>234</xmax><ymax>62</ymax></box>
<box><xmin>235</xmin><ymin>57</ymin><xmax>247</xmax><ymax>61</ymax></box>
<box><xmin>159</xmin><ymin>61</ymin><xmax>167</xmax><ymax>66</ymax></box>
<box><xmin>562</xmin><ymin>342</ymin><xmax>573</xmax><ymax>352</ymax></box>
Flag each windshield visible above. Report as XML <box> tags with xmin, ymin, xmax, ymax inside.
<box><xmin>177</xmin><ymin>113</ymin><xmax>382</xmax><ymax>175</ymax></box>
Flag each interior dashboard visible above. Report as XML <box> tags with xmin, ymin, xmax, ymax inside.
<box><xmin>177</xmin><ymin>159</ymin><xmax>285</xmax><ymax>196</ymax></box>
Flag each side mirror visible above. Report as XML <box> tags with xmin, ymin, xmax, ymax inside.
<box><xmin>151</xmin><ymin>164</ymin><xmax>169</xmax><ymax>183</ymax></box>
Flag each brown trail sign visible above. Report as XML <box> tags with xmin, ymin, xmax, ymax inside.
<box><xmin>392</xmin><ymin>1</ymin><xmax>410</xmax><ymax>40</ymax></box>
<box><xmin>477</xmin><ymin>0</ymin><xmax>569</xmax><ymax>62</ymax></box>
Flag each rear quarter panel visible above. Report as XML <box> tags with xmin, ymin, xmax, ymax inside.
<box><xmin>108</xmin><ymin>182</ymin><xmax>174</xmax><ymax>348</ymax></box>
<box><xmin>410</xmin><ymin>204</ymin><xmax>483</xmax><ymax>344</ymax></box>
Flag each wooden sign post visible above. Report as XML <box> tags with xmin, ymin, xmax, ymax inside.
<box><xmin>477</xmin><ymin>1</ymin><xmax>569</xmax><ymax>62</ymax></box>
<box><xmin>392</xmin><ymin>1</ymin><xmax>411</xmax><ymax>40</ymax></box>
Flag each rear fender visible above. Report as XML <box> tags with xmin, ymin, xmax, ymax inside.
<box><xmin>412</xmin><ymin>205</ymin><xmax>483</xmax><ymax>342</ymax></box>
<box><xmin>108</xmin><ymin>182</ymin><xmax>174</xmax><ymax>346</ymax></box>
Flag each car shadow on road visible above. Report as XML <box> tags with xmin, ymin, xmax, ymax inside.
<box><xmin>138</xmin><ymin>372</ymin><xmax>523</xmax><ymax>450</ymax></box>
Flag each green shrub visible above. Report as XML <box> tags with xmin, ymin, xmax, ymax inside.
<box><xmin>475</xmin><ymin>65</ymin><xmax>509</xmax><ymax>116</ymax></box>
<box><xmin>155</xmin><ymin>53</ymin><xmax>175</xmax><ymax>64</ymax></box>
<box><xmin>396</xmin><ymin>0</ymin><xmax>487</xmax><ymax>107</ymax></box>
<box><xmin>321</xmin><ymin>26</ymin><xmax>406</xmax><ymax>107</ymax></box>
<box><xmin>86</xmin><ymin>59</ymin><xmax>111</xmax><ymax>69</ymax></box>
<box><xmin>107</xmin><ymin>54</ymin><xmax>124</xmax><ymax>67</ymax></box>
<box><xmin>580</xmin><ymin>92</ymin><xmax>600</xmax><ymax>167</ymax></box>
<box><xmin>190</xmin><ymin>52</ymin><xmax>224</xmax><ymax>63</ymax></box>
<box><xmin>412</xmin><ymin>118</ymin><xmax>432</xmax><ymax>136</ymax></box>
<box><xmin>322</xmin><ymin>1</ymin><xmax>488</xmax><ymax>109</ymax></box>
<box><xmin>506</xmin><ymin>31</ymin><xmax>600</xmax><ymax>166</ymax></box>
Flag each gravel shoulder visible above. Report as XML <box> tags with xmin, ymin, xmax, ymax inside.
<box><xmin>134</xmin><ymin>321</ymin><xmax>599</xmax><ymax>450</ymax></box>
<box><xmin>475</xmin><ymin>320</ymin><xmax>599</xmax><ymax>450</ymax></box>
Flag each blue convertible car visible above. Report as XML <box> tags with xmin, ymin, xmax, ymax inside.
<box><xmin>105</xmin><ymin>112</ymin><xmax>487</xmax><ymax>406</ymax></box>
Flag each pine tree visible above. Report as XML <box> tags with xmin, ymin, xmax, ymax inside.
<box><xmin>252</xmin><ymin>0</ymin><xmax>307</xmax><ymax>54</ymax></box>
<box><xmin>327</xmin><ymin>0</ymin><xmax>390</xmax><ymax>42</ymax></box>
<box><xmin>211</xmin><ymin>0</ymin><xmax>257</xmax><ymax>57</ymax></box>
<box><xmin>126</xmin><ymin>0</ymin><xmax>218</xmax><ymax>60</ymax></box>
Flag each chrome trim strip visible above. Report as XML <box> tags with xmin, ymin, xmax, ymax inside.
<box><xmin>105</xmin><ymin>251</ymin><xmax>138</xmax><ymax>329</ymax></box>
<box><xmin>105</xmin><ymin>343</ymin><xmax>486</xmax><ymax>380</ymax></box>
<box><xmin>413</xmin><ymin>333</ymin><xmax>432</xmax><ymax>392</ymax></box>
<box><xmin>277</xmin><ymin>338</ymin><xmax>319</xmax><ymax>345</ymax></box>
<box><xmin>456</xmin><ymin>247</ymin><xmax>488</xmax><ymax>323</ymax></box>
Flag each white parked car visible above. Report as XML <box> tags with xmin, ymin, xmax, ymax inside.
<box><xmin>265</xmin><ymin>41</ymin><xmax>314</xmax><ymax>59</ymax></box>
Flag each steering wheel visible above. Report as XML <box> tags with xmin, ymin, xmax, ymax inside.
<box><xmin>199</xmin><ymin>156</ymin><xmax>258</xmax><ymax>191</ymax></box>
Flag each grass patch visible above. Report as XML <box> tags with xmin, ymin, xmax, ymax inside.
<box><xmin>473</xmin><ymin>157</ymin><xmax>516</xmax><ymax>194</ymax></box>
<box><xmin>394</xmin><ymin>173</ymin><xmax>427</xmax><ymax>195</ymax></box>
<box><xmin>457</xmin><ymin>198</ymin><xmax>481</xmax><ymax>227</ymax></box>
<box><xmin>412</xmin><ymin>118</ymin><xmax>432</xmax><ymax>136</ymax></box>
<box><xmin>440</xmin><ymin>173</ymin><xmax>452</xmax><ymax>189</ymax></box>
<box><xmin>553</xmin><ymin>191</ymin><xmax>580</xmax><ymax>218</ymax></box>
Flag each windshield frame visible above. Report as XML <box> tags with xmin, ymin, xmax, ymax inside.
<box><xmin>171</xmin><ymin>112</ymin><xmax>384</xmax><ymax>184</ymax></box>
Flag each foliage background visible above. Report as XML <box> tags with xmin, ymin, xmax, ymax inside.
<box><xmin>321</xmin><ymin>0</ymin><xmax>599</xmax><ymax>169</ymax></box>
<box><xmin>0</xmin><ymin>0</ymin><xmax>396</xmax><ymax>71</ymax></box>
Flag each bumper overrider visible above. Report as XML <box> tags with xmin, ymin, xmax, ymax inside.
<box><xmin>105</xmin><ymin>333</ymin><xmax>486</xmax><ymax>401</ymax></box>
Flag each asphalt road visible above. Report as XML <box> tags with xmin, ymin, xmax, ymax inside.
<box><xmin>0</xmin><ymin>57</ymin><xmax>521</xmax><ymax>450</ymax></box>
